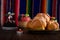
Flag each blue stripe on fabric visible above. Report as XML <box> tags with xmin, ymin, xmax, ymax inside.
<box><xmin>59</xmin><ymin>4</ymin><xmax>60</xmax><ymax>24</ymax></box>
<box><xmin>33</xmin><ymin>0</ymin><xmax>40</xmax><ymax>17</ymax></box>
<box><xmin>57</xmin><ymin>0</ymin><xmax>60</xmax><ymax>23</ymax></box>
<box><xmin>11</xmin><ymin>0</ymin><xmax>14</xmax><ymax>13</ymax></box>
<box><xmin>47</xmin><ymin>0</ymin><xmax>52</xmax><ymax>16</ymax></box>
<box><xmin>39</xmin><ymin>0</ymin><xmax>41</xmax><ymax>13</ymax></box>
<box><xmin>7</xmin><ymin>0</ymin><xmax>10</xmax><ymax>12</ymax></box>
<box><xmin>20</xmin><ymin>0</ymin><xmax>26</xmax><ymax>14</ymax></box>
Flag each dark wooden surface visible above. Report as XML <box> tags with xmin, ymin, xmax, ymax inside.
<box><xmin>0</xmin><ymin>27</ymin><xmax>60</xmax><ymax>40</ymax></box>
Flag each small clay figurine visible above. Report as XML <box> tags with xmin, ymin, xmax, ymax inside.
<box><xmin>3</xmin><ymin>12</ymin><xmax>16</xmax><ymax>27</ymax></box>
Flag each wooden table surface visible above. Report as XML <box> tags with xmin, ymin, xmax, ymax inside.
<box><xmin>0</xmin><ymin>27</ymin><xmax>60</xmax><ymax>40</ymax></box>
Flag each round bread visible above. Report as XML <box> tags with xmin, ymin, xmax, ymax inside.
<box><xmin>43</xmin><ymin>13</ymin><xmax>50</xmax><ymax>22</ymax></box>
<box><xmin>36</xmin><ymin>13</ymin><xmax>50</xmax><ymax>22</ymax></box>
<box><xmin>47</xmin><ymin>20</ymin><xmax>59</xmax><ymax>30</ymax></box>
<box><xmin>32</xmin><ymin>19</ymin><xmax>45</xmax><ymax>30</ymax></box>
<box><xmin>36</xmin><ymin>13</ymin><xmax>43</xmax><ymax>17</ymax></box>
<box><xmin>26</xmin><ymin>20</ymin><xmax>33</xmax><ymax>29</ymax></box>
<box><xmin>31</xmin><ymin>16</ymin><xmax>47</xmax><ymax>30</ymax></box>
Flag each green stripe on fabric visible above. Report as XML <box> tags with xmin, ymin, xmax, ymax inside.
<box><xmin>26</xmin><ymin>0</ymin><xmax>32</xmax><ymax>18</ymax></box>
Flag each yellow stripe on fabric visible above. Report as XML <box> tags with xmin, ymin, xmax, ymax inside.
<box><xmin>26</xmin><ymin>0</ymin><xmax>28</xmax><ymax>14</ymax></box>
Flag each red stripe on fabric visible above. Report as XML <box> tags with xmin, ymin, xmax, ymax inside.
<box><xmin>3</xmin><ymin>0</ymin><xmax>7</xmax><ymax>24</ymax></box>
<box><xmin>52</xmin><ymin>0</ymin><xmax>57</xmax><ymax>17</ymax></box>
<box><xmin>14</xmin><ymin>0</ymin><xmax>20</xmax><ymax>26</ymax></box>
<box><xmin>41</xmin><ymin>0</ymin><xmax>47</xmax><ymax>13</ymax></box>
